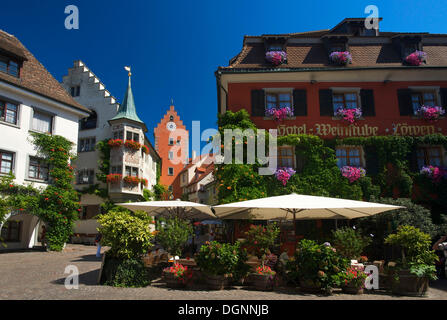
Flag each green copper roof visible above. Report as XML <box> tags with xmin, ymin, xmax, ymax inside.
<box><xmin>110</xmin><ymin>77</ymin><xmax>144</xmax><ymax>124</ymax></box>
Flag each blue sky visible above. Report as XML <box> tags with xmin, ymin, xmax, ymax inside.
<box><xmin>1</xmin><ymin>0</ymin><xmax>447</xmax><ymax>155</ymax></box>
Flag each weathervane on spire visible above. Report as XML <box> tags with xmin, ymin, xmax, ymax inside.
<box><xmin>124</xmin><ymin>66</ymin><xmax>131</xmax><ymax>77</ymax></box>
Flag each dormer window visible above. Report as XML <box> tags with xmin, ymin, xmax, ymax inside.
<box><xmin>0</xmin><ymin>56</ymin><xmax>19</xmax><ymax>77</ymax></box>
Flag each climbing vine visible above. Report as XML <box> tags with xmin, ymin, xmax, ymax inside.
<box><xmin>0</xmin><ymin>133</ymin><xmax>81</xmax><ymax>251</ymax></box>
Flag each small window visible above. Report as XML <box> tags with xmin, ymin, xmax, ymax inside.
<box><xmin>176</xmin><ymin>139</ymin><xmax>181</xmax><ymax>145</ymax></box>
<box><xmin>0</xmin><ymin>56</ymin><xmax>19</xmax><ymax>77</ymax></box>
<box><xmin>32</xmin><ymin>110</ymin><xmax>53</xmax><ymax>134</ymax></box>
<box><xmin>168</xmin><ymin>185</ymin><xmax>173</xmax><ymax>192</ymax></box>
<box><xmin>126</xmin><ymin>131</ymin><xmax>139</xmax><ymax>142</ymax></box>
<box><xmin>266</xmin><ymin>92</ymin><xmax>292</xmax><ymax>110</ymax></box>
<box><xmin>169</xmin><ymin>115</ymin><xmax>174</xmax><ymax>121</ymax></box>
<box><xmin>0</xmin><ymin>220</ymin><xmax>21</xmax><ymax>242</ymax></box>
<box><xmin>77</xmin><ymin>169</ymin><xmax>94</xmax><ymax>184</ymax></box>
<box><xmin>417</xmin><ymin>146</ymin><xmax>443</xmax><ymax>169</ymax></box>
<box><xmin>113</xmin><ymin>130</ymin><xmax>124</xmax><ymax>140</ymax></box>
<box><xmin>125</xmin><ymin>166</ymin><xmax>139</xmax><ymax>177</ymax></box>
<box><xmin>28</xmin><ymin>157</ymin><xmax>49</xmax><ymax>181</ymax></box>
<box><xmin>0</xmin><ymin>151</ymin><xmax>14</xmax><ymax>174</ymax></box>
<box><xmin>111</xmin><ymin>166</ymin><xmax>122</xmax><ymax>174</ymax></box>
<box><xmin>168</xmin><ymin>167</ymin><xmax>174</xmax><ymax>176</ymax></box>
<box><xmin>278</xmin><ymin>146</ymin><xmax>295</xmax><ymax>168</ymax></box>
<box><xmin>78</xmin><ymin>137</ymin><xmax>96</xmax><ymax>152</ymax></box>
<box><xmin>71</xmin><ymin>86</ymin><xmax>80</xmax><ymax>97</ymax></box>
<box><xmin>411</xmin><ymin>91</ymin><xmax>437</xmax><ymax>114</ymax></box>
<box><xmin>79</xmin><ymin>110</ymin><xmax>97</xmax><ymax>130</ymax></box>
<box><xmin>168</xmin><ymin>138</ymin><xmax>174</xmax><ymax>146</ymax></box>
<box><xmin>336</xmin><ymin>146</ymin><xmax>363</xmax><ymax>168</ymax></box>
<box><xmin>168</xmin><ymin>151</ymin><xmax>174</xmax><ymax>160</ymax></box>
<box><xmin>0</xmin><ymin>100</ymin><xmax>18</xmax><ymax>125</ymax></box>
<box><xmin>333</xmin><ymin>92</ymin><xmax>359</xmax><ymax>112</ymax></box>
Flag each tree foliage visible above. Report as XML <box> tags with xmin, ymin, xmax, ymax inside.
<box><xmin>155</xmin><ymin>217</ymin><xmax>193</xmax><ymax>256</ymax></box>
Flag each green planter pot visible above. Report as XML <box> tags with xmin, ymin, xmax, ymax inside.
<box><xmin>251</xmin><ymin>274</ymin><xmax>274</xmax><ymax>291</ymax></box>
<box><xmin>391</xmin><ymin>270</ymin><xmax>429</xmax><ymax>297</ymax></box>
<box><xmin>163</xmin><ymin>271</ymin><xmax>185</xmax><ymax>289</ymax></box>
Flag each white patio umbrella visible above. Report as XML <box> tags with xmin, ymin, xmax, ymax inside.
<box><xmin>117</xmin><ymin>200</ymin><xmax>216</xmax><ymax>220</ymax></box>
<box><xmin>213</xmin><ymin>193</ymin><xmax>403</xmax><ymax>221</ymax></box>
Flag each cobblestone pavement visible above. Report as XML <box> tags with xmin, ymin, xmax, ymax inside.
<box><xmin>0</xmin><ymin>244</ymin><xmax>446</xmax><ymax>300</ymax></box>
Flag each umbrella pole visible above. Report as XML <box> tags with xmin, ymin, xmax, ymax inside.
<box><xmin>293</xmin><ymin>211</ymin><xmax>297</xmax><ymax>253</ymax></box>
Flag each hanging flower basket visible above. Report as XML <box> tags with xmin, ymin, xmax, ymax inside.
<box><xmin>124</xmin><ymin>140</ymin><xmax>142</xmax><ymax>151</ymax></box>
<box><xmin>108</xmin><ymin>139</ymin><xmax>123</xmax><ymax>148</ymax></box>
<box><xmin>334</xmin><ymin>108</ymin><xmax>362</xmax><ymax>124</ymax></box>
<box><xmin>414</xmin><ymin>105</ymin><xmax>445</xmax><ymax>121</ymax></box>
<box><xmin>341</xmin><ymin>166</ymin><xmax>366</xmax><ymax>183</ymax></box>
<box><xmin>265</xmin><ymin>51</ymin><xmax>287</xmax><ymax>66</ymax></box>
<box><xmin>405</xmin><ymin>51</ymin><xmax>427</xmax><ymax>66</ymax></box>
<box><xmin>420</xmin><ymin>166</ymin><xmax>447</xmax><ymax>183</ymax></box>
<box><xmin>265</xmin><ymin>107</ymin><xmax>293</xmax><ymax>121</ymax></box>
<box><xmin>106</xmin><ymin>173</ymin><xmax>122</xmax><ymax>184</ymax></box>
<box><xmin>123</xmin><ymin>176</ymin><xmax>141</xmax><ymax>185</ymax></box>
<box><xmin>142</xmin><ymin>145</ymin><xmax>149</xmax><ymax>154</ymax></box>
<box><xmin>140</xmin><ymin>178</ymin><xmax>148</xmax><ymax>187</ymax></box>
<box><xmin>329</xmin><ymin>51</ymin><xmax>352</xmax><ymax>66</ymax></box>
<box><xmin>275</xmin><ymin>167</ymin><xmax>296</xmax><ymax>186</ymax></box>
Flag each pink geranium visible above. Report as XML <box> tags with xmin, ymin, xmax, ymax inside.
<box><xmin>341</xmin><ymin>166</ymin><xmax>366</xmax><ymax>183</ymax></box>
<box><xmin>275</xmin><ymin>167</ymin><xmax>296</xmax><ymax>186</ymax></box>
<box><xmin>265</xmin><ymin>107</ymin><xmax>293</xmax><ymax>121</ymax></box>
<box><xmin>265</xmin><ymin>51</ymin><xmax>287</xmax><ymax>66</ymax></box>
<box><xmin>405</xmin><ymin>51</ymin><xmax>427</xmax><ymax>66</ymax></box>
<box><xmin>334</xmin><ymin>108</ymin><xmax>362</xmax><ymax>124</ymax></box>
<box><xmin>415</xmin><ymin>105</ymin><xmax>445</xmax><ymax>121</ymax></box>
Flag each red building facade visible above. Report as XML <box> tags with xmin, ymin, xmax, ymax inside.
<box><xmin>215</xmin><ymin>18</ymin><xmax>447</xmax><ymax>254</ymax></box>
<box><xmin>154</xmin><ymin>105</ymin><xmax>189</xmax><ymax>199</ymax></box>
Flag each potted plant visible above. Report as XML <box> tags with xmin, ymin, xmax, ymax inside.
<box><xmin>274</xmin><ymin>168</ymin><xmax>296</xmax><ymax>186</ymax></box>
<box><xmin>265</xmin><ymin>106</ymin><xmax>293</xmax><ymax>121</ymax></box>
<box><xmin>405</xmin><ymin>50</ymin><xmax>427</xmax><ymax>66</ymax></box>
<box><xmin>162</xmin><ymin>263</ymin><xmax>192</xmax><ymax>288</ymax></box>
<box><xmin>334</xmin><ymin>107</ymin><xmax>362</xmax><ymax>124</ymax></box>
<box><xmin>124</xmin><ymin>139</ymin><xmax>142</xmax><ymax>151</ymax></box>
<box><xmin>107</xmin><ymin>139</ymin><xmax>123</xmax><ymax>148</ymax></box>
<box><xmin>332</xmin><ymin>226</ymin><xmax>371</xmax><ymax>260</ymax></box>
<box><xmin>292</xmin><ymin>239</ymin><xmax>349</xmax><ymax>294</ymax></box>
<box><xmin>415</xmin><ymin>105</ymin><xmax>445</xmax><ymax>121</ymax></box>
<box><xmin>142</xmin><ymin>145</ymin><xmax>150</xmax><ymax>154</ymax></box>
<box><xmin>140</xmin><ymin>178</ymin><xmax>148</xmax><ymax>187</ymax></box>
<box><xmin>265</xmin><ymin>50</ymin><xmax>287</xmax><ymax>66</ymax></box>
<box><xmin>384</xmin><ymin>225</ymin><xmax>438</xmax><ymax>296</ymax></box>
<box><xmin>106</xmin><ymin>173</ymin><xmax>122</xmax><ymax>184</ymax></box>
<box><xmin>196</xmin><ymin>241</ymin><xmax>243</xmax><ymax>290</ymax></box>
<box><xmin>155</xmin><ymin>217</ymin><xmax>193</xmax><ymax>259</ymax></box>
<box><xmin>251</xmin><ymin>265</ymin><xmax>276</xmax><ymax>291</ymax></box>
<box><xmin>123</xmin><ymin>176</ymin><xmax>140</xmax><ymax>186</ymax></box>
<box><xmin>420</xmin><ymin>165</ymin><xmax>447</xmax><ymax>183</ymax></box>
<box><xmin>329</xmin><ymin>51</ymin><xmax>352</xmax><ymax>66</ymax></box>
<box><xmin>340</xmin><ymin>166</ymin><xmax>366</xmax><ymax>183</ymax></box>
<box><xmin>335</xmin><ymin>266</ymin><xmax>368</xmax><ymax>294</ymax></box>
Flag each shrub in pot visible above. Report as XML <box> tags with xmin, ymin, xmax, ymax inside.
<box><xmin>334</xmin><ymin>265</ymin><xmax>368</xmax><ymax>294</ymax></box>
<box><xmin>332</xmin><ymin>227</ymin><xmax>371</xmax><ymax>260</ymax></box>
<box><xmin>155</xmin><ymin>217</ymin><xmax>193</xmax><ymax>258</ymax></box>
<box><xmin>385</xmin><ymin>225</ymin><xmax>438</xmax><ymax>296</ymax></box>
<box><xmin>196</xmin><ymin>241</ymin><xmax>244</xmax><ymax>290</ymax></box>
<box><xmin>290</xmin><ymin>239</ymin><xmax>349</xmax><ymax>294</ymax></box>
<box><xmin>162</xmin><ymin>263</ymin><xmax>192</xmax><ymax>288</ymax></box>
<box><xmin>244</xmin><ymin>223</ymin><xmax>280</xmax><ymax>258</ymax></box>
<box><xmin>251</xmin><ymin>265</ymin><xmax>276</xmax><ymax>291</ymax></box>
<box><xmin>97</xmin><ymin>208</ymin><xmax>154</xmax><ymax>287</ymax></box>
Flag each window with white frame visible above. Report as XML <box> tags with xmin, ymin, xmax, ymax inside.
<box><xmin>78</xmin><ymin>137</ymin><xmax>96</xmax><ymax>152</ymax></box>
<box><xmin>336</xmin><ymin>146</ymin><xmax>363</xmax><ymax>168</ymax></box>
<box><xmin>266</xmin><ymin>92</ymin><xmax>292</xmax><ymax>110</ymax></box>
<box><xmin>113</xmin><ymin>130</ymin><xmax>124</xmax><ymax>140</ymax></box>
<box><xmin>333</xmin><ymin>92</ymin><xmax>359</xmax><ymax>112</ymax></box>
<box><xmin>125</xmin><ymin>166</ymin><xmax>138</xmax><ymax>177</ymax></box>
<box><xmin>0</xmin><ymin>151</ymin><xmax>14</xmax><ymax>174</ymax></box>
<box><xmin>168</xmin><ymin>167</ymin><xmax>174</xmax><ymax>176</ymax></box>
<box><xmin>168</xmin><ymin>151</ymin><xmax>174</xmax><ymax>160</ymax></box>
<box><xmin>417</xmin><ymin>146</ymin><xmax>443</xmax><ymax>169</ymax></box>
<box><xmin>126</xmin><ymin>131</ymin><xmax>139</xmax><ymax>142</ymax></box>
<box><xmin>0</xmin><ymin>100</ymin><xmax>18</xmax><ymax>125</ymax></box>
<box><xmin>31</xmin><ymin>110</ymin><xmax>53</xmax><ymax>134</ymax></box>
<box><xmin>411</xmin><ymin>91</ymin><xmax>438</xmax><ymax>114</ymax></box>
<box><xmin>28</xmin><ymin>157</ymin><xmax>49</xmax><ymax>181</ymax></box>
<box><xmin>77</xmin><ymin>169</ymin><xmax>94</xmax><ymax>184</ymax></box>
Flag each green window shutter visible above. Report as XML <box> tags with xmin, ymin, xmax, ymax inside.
<box><xmin>440</xmin><ymin>88</ymin><xmax>447</xmax><ymax>108</ymax></box>
<box><xmin>251</xmin><ymin>89</ymin><xmax>265</xmax><ymax>117</ymax></box>
<box><xmin>293</xmin><ymin>89</ymin><xmax>307</xmax><ymax>116</ymax></box>
<box><xmin>397</xmin><ymin>88</ymin><xmax>413</xmax><ymax>116</ymax></box>
<box><xmin>364</xmin><ymin>146</ymin><xmax>379</xmax><ymax>175</ymax></box>
<box><xmin>319</xmin><ymin>89</ymin><xmax>333</xmax><ymax>116</ymax></box>
<box><xmin>360</xmin><ymin>89</ymin><xmax>375</xmax><ymax>116</ymax></box>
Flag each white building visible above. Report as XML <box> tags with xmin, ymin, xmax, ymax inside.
<box><xmin>62</xmin><ymin>61</ymin><xmax>160</xmax><ymax>243</ymax></box>
<box><xmin>0</xmin><ymin>30</ymin><xmax>90</xmax><ymax>250</ymax></box>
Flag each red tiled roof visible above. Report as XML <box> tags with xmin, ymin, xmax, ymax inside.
<box><xmin>187</xmin><ymin>163</ymin><xmax>214</xmax><ymax>187</ymax></box>
<box><xmin>0</xmin><ymin>30</ymin><xmax>89</xmax><ymax>113</ymax></box>
<box><xmin>220</xmin><ymin>20</ymin><xmax>447</xmax><ymax>70</ymax></box>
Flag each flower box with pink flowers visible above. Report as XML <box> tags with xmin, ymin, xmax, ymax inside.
<box><xmin>341</xmin><ymin>166</ymin><xmax>366</xmax><ymax>183</ymax></box>
<box><xmin>265</xmin><ymin>50</ymin><xmax>287</xmax><ymax>66</ymax></box>
<box><xmin>405</xmin><ymin>51</ymin><xmax>427</xmax><ymax>66</ymax></box>
<box><xmin>334</xmin><ymin>108</ymin><xmax>362</xmax><ymax>124</ymax></box>
<box><xmin>265</xmin><ymin>107</ymin><xmax>293</xmax><ymax>121</ymax></box>
<box><xmin>415</xmin><ymin>105</ymin><xmax>445</xmax><ymax>121</ymax></box>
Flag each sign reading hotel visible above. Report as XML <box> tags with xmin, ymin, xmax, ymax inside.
<box><xmin>276</xmin><ymin>123</ymin><xmax>440</xmax><ymax>137</ymax></box>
